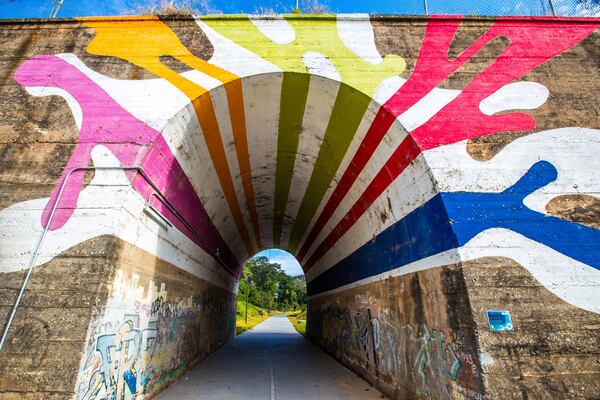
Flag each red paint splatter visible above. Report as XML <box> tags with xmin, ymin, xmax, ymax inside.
<box><xmin>302</xmin><ymin>19</ymin><xmax>598</xmax><ymax>270</ymax></box>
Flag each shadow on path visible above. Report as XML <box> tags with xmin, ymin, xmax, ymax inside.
<box><xmin>157</xmin><ymin>314</ymin><xmax>385</xmax><ymax>399</ymax></box>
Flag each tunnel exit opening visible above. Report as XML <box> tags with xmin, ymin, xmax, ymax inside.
<box><xmin>236</xmin><ymin>248</ymin><xmax>307</xmax><ymax>335</ymax></box>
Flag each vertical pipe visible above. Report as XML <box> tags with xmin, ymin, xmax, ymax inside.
<box><xmin>548</xmin><ymin>0</ymin><xmax>557</xmax><ymax>16</ymax></box>
<box><xmin>424</xmin><ymin>0</ymin><xmax>429</xmax><ymax>15</ymax></box>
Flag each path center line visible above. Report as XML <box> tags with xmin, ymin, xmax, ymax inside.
<box><xmin>270</xmin><ymin>365</ymin><xmax>275</xmax><ymax>400</ymax></box>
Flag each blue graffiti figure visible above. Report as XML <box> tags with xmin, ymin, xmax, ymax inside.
<box><xmin>308</xmin><ymin>161</ymin><xmax>600</xmax><ymax>296</ymax></box>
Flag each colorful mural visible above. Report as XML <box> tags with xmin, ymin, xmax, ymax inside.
<box><xmin>0</xmin><ymin>13</ymin><xmax>599</xmax><ymax>398</ymax></box>
<box><xmin>4</xmin><ymin>14</ymin><xmax>598</xmax><ymax>312</ymax></box>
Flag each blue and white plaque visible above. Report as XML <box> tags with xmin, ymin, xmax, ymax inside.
<box><xmin>486</xmin><ymin>310</ymin><xmax>513</xmax><ymax>331</ymax></box>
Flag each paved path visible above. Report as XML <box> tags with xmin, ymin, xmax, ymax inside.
<box><xmin>157</xmin><ymin>315</ymin><xmax>384</xmax><ymax>400</ymax></box>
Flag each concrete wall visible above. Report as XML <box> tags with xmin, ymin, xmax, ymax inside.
<box><xmin>0</xmin><ymin>235</ymin><xmax>235</xmax><ymax>399</ymax></box>
<box><xmin>74</xmin><ymin>239</ymin><xmax>235</xmax><ymax>399</ymax></box>
<box><xmin>307</xmin><ymin>262</ymin><xmax>484</xmax><ymax>399</ymax></box>
<box><xmin>0</xmin><ymin>15</ymin><xmax>598</xmax><ymax>399</ymax></box>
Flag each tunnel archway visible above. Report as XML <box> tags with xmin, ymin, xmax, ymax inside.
<box><xmin>1</xmin><ymin>15</ymin><xmax>599</xmax><ymax>400</ymax></box>
<box><xmin>11</xmin><ymin>58</ymin><xmax>469</xmax><ymax>397</ymax></box>
<box><xmin>9</xmin><ymin>58</ymin><xmax>600</xmax><ymax>400</ymax></box>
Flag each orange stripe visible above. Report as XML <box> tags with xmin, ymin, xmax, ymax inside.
<box><xmin>194</xmin><ymin>94</ymin><xmax>253</xmax><ymax>256</ymax></box>
<box><xmin>225</xmin><ymin>80</ymin><xmax>263</xmax><ymax>249</ymax></box>
<box><xmin>81</xmin><ymin>18</ymin><xmax>260</xmax><ymax>255</ymax></box>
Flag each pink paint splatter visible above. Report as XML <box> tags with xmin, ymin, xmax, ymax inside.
<box><xmin>14</xmin><ymin>55</ymin><xmax>240</xmax><ymax>273</ymax></box>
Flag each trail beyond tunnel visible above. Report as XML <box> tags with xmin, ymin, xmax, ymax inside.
<box><xmin>0</xmin><ymin>14</ymin><xmax>599</xmax><ymax>400</ymax></box>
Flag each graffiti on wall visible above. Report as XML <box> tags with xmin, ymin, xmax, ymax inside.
<box><xmin>75</xmin><ymin>270</ymin><xmax>234</xmax><ymax>399</ymax></box>
<box><xmin>309</xmin><ymin>298</ymin><xmax>485</xmax><ymax>399</ymax></box>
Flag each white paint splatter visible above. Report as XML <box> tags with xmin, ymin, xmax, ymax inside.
<box><xmin>373</xmin><ymin>75</ymin><xmax>406</xmax><ymax>104</ymax></box>
<box><xmin>57</xmin><ymin>53</ymin><xmax>190</xmax><ymax>131</ymax></box>
<box><xmin>195</xmin><ymin>18</ymin><xmax>280</xmax><ymax>77</ymax></box>
<box><xmin>425</xmin><ymin>127</ymin><xmax>600</xmax><ymax>215</ymax></box>
<box><xmin>460</xmin><ymin>228</ymin><xmax>600</xmax><ymax>314</ymax></box>
<box><xmin>0</xmin><ymin>145</ymin><xmax>236</xmax><ymax>292</ymax></box>
<box><xmin>249</xmin><ymin>16</ymin><xmax>295</xmax><ymax>44</ymax></box>
<box><xmin>336</xmin><ymin>14</ymin><xmax>383</xmax><ymax>65</ymax></box>
<box><xmin>398</xmin><ymin>87</ymin><xmax>460</xmax><ymax>131</ymax></box>
<box><xmin>479</xmin><ymin>81</ymin><xmax>549</xmax><ymax>115</ymax></box>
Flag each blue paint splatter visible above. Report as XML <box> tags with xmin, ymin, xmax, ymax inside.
<box><xmin>443</xmin><ymin>161</ymin><xmax>600</xmax><ymax>269</ymax></box>
<box><xmin>307</xmin><ymin>195</ymin><xmax>456</xmax><ymax>296</ymax></box>
<box><xmin>307</xmin><ymin>161</ymin><xmax>600</xmax><ymax>296</ymax></box>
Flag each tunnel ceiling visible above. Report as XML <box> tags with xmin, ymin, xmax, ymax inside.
<box><xmin>3</xmin><ymin>15</ymin><xmax>600</xmax><ymax>312</ymax></box>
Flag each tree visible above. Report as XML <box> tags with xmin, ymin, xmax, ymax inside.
<box><xmin>241</xmin><ymin>256</ymin><xmax>306</xmax><ymax>311</ymax></box>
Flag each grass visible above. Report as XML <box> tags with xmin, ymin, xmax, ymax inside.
<box><xmin>236</xmin><ymin>299</ymin><xmax>268</xmax><ymax>335</ymax></box>
<box><xmin>287</xmin><ymin>310</ymin><xmax>307</xmax><ymax>336</ymax></box>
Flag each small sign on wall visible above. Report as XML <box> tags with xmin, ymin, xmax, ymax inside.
<box><xmin>486</xmin><ymin>310</ymin><xmax>513</xmax><ymax>331</ymax></box>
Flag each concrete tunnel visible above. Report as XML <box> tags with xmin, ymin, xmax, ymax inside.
<box><xmin>0</xmin><ymin>14</ymin><xmax>599</xmax><ymax>399</ymax></box>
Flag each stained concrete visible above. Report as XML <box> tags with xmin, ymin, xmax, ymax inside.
<box><xmin>156</xmin><ymin>315</ymin><xmax>384</xmax><ymax>400</ymax></box>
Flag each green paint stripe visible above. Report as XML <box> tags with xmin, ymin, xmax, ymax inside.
<box><xmin>287</xmin><ymin>84</ymin><xmax>371</xmax><ymax>253</ymax></box>
<box><xmin>273</xmin><ymin>72</ymin><xmax>312</xmax><ymax>248</ymax></box>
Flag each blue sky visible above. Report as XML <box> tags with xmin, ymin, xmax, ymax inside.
<box><xmin>252</xmin><ymin>248</ymin><xmax>304</xmax><ymax>276</ymax></box>
<box><xmin>1</xmin><ymin>0</ymin><xmax>597</xmax><ymax>19</ymax></box>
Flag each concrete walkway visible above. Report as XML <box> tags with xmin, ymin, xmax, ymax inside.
<box><xmin>157</xmin><ymin>315</ymin><xmax>384</xmax><ymax>400</ymax></box>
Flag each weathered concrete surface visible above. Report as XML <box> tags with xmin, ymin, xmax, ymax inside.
<box><xmin>462</xmin><ymin>257</ymin><xmax>600</xmax><ymax>398</ymax></box>
<box><xmin>157</xmin><ymin>315</ymin><xmax>384</xmax><ymax>400</ymax></box>
<box><xmin>0</xmin><ymin>237</ymin><xmax>235</xmax><ymax>399</ymax></box>
<box><xmin>308</xmin><ymin>260</ymin><xmax>600</xmax><ymax>399</ymax></box>
<box><xmin>308</xmin><ymin>262</ymin><xmax>483</xmax><ymax>399</ymax></box>
<box><xmin>0</xmin><ymin>15</ymin><xmax>599</xmax><ymax>400</ymax></box>
<box><xmin>0</xmin><ymin>236</ymin><xmax>117</xmax><ymax>399</ymax></box>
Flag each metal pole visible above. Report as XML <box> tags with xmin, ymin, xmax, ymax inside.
<box><xmin>548</xmin><ymin>0</ymin><xmax>557</xmax><ymax>16</ymax></box>
<box><xmin>49</xmin><ymin>0</ymin><xmax>64</xmax><ymax>18</ymax></box>
<box><xmin>423</xmin><ymin>0</ymin><xmax>429</xmax><ymax>15</ymax></box>
<box><xmin>0</xmin><ymin>165</ymin><xmax>232</xmax><ymax>352</ymax></box>
<box><xmin>245</xmin><ymin>276</ymin><xmax>250</xmax><ymax>323</ymax></box>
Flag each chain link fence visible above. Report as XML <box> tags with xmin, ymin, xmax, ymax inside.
<box><xmin>0</xmin><ymin>0</ymin><xmax>599</xmax><ymax>19</ymax></box>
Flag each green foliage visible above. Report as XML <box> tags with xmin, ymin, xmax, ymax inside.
<box><xmin>135</xmin><ymin>0</ymin><xmax>216</xmax><ymax>16</ymax></box>
<box><xmin>240</xmin><ymin>255</ymin><xmax>306</xmax><ymax>312</ymax></box>
<box><xmin>236</xmin><ymin>297</ymin><xmax>266</xmax><ymax>319</ymax></box>
<box><xmin>298</xmin><ymin>0</ymin><xmax>329</xmax><ymax>14</ymax></box>
<box><xmin>289</xmin><ymin>0</ymin><xmax>328</xmax><ymax>14</ymax></box>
